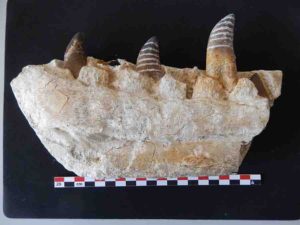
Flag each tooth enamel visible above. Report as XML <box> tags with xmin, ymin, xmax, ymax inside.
<box><xmin>206</xmin><ymin>14</ymin><xmax>237</xmax><ymax>91</ymax></box>
<box><xmin>64</xmin><ymin>32</ymin><xmax>87</xmax><ymax>78</ymax></box>
<box><xmin>136</xmin><ymin>36</ymin><xmax>164</xmax><ymax>79</ymax></box>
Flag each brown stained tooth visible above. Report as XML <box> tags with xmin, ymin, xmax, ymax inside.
<box><xmin>206</xmin><ymin>14</ymin><xmax>237</xmax><ymax>91</ymax></box>
<box><xmin>136</xmin><ymin>36</ymin><xmax>164</xmax><ymax>79</ymax></box>
<box><xmin>64</xmin><ymin>32</ymin><xmax>87</xmax><ymax>78</ymax></box>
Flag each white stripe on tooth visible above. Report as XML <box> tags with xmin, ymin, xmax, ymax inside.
<box><xmin>211</xmin><ymin>26</ymin><xmax>233</xmax><ymax>34</ymax></box>
<box><xmin>137</xmin><ymin>62</ymin><xmax>161</xmax><ymax>67</ymax></box>
<box><xmin>209</xmin><ymin>32</ymin><xmax>233</xmax><ymax>38</ymax></box>
<box><xmin>138</xmin><ymin>53</ymin><xmax>159</xmax><ymax>58</ymax></box>
<box><xmin>144</xmin><ymin>41</ymin><xmax>159</xmax><ymax>47</ymax></box>
<box><xmin>207</xmin><ymin>44</ymin><xmax>233</xmax><ymax>50</ymax></box>
<box><xmin>209</xmin><ymin>37</ymin><xmax>233</xmax><ymax>42</ymax></box>
<box><xmin>140</xmin><ymin>47</ymin><xmax>159</xmax><ymax>53</ymax></box>
<box><xmin>138</xmin><ymin>69</ymin><xmax>162</xmax><ymax>73</ymax></box>
<box><xmin>136</xmin><ymin>58</ymin><xmax>159</xmax><ymax>63</ymax></box>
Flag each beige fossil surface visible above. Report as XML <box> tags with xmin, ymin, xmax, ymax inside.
<box><xmin>10</xmin><ymin>14</ymin><xmax>283</xmax><ymax>178</ymax></box>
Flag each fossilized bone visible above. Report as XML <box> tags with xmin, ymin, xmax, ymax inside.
<box><xmin>10</xmin><ymin>14</ymin><xmax>282</xmax><ymax>178</ymax></box>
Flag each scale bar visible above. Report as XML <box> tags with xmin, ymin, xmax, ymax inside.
<box><xmin>54</xmin><ymin>174</ymin><xmax>261</xmax><ymax>188</ymax></box>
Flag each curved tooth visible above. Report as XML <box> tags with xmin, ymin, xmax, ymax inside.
<box><xmin>206</xmin><ymin>14</ymin><xmax>237</xmax><ymax>91</ymax></box>
<box><xmin>136</xmin><ymin>36</ymin><xmax>164</xmax><ymax>79</ymax></box>
<box><xmin>64</xmin><ymin>32</ymin><xmax>87</xmax><ymax>78</ymax></box>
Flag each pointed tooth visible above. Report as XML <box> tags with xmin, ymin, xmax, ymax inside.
<box><xmin>206</xmin><ymin>14</ymin><xmax>237</xmax><ymax>91</ymax></box>
<box><xmin>136</xmin><ymin>36</ymin><xmax>164</xmax><ymax>79</ymax></box>
<box><xmin>64</xmin><ymin>32</ymin><xmax>87</xmax><ymax>78</ymax></box>
<box><xmin>207</xmin><ymin>14</ymin><xmax>235</xmax><ymax>50</ymax></box>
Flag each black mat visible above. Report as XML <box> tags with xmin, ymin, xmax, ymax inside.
<box><xmin>3</xmin><ymin>0</ymin><xmax>300</xmax><ymax>219</ymax></box>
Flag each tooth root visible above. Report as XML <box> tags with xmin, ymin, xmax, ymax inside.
<box><xmin>206</xmin><ymin>14</ymin><xmax>237</xmax><ymax>91</ymax></box>
<box><xmin>136</xmin><ymin>36</ymin><xmax>164</xmax><ymax>79</ymax></box>
<box><xmin>64</xmin><ymin>32</ymin><xmax>87</xmax><ymax>78</ymax></box>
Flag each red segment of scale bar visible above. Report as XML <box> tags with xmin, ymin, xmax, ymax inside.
<box><xmin>219</xmin><ymin>175</ymin><xmax>229</xmax><ymax>180</ymax></box>
<box><xmin>75</xmin><ymin>177</ymin><xmax>85</xmax><ymax>182</ymax></box>
<box><xmin>198</xmin><ymin>176</ymin><xmax>208</xmax><ymax>180</ymax></box>
<box><xmin>54</xmin><ymin>177</ymin><xmax>64</xmax><ymax>182</ymax></box>
<box><xmin>240</xmin><ymin>174</ymin><xmax>251</xmax><ymax>180</ymax></box>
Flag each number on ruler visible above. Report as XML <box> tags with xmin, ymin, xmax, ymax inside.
<box><xmin>75</xmin><ymin>182</ymin><xmax>84</xmax><ymax>187</ymax></box>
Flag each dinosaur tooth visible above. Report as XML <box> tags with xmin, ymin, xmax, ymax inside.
<box><xmin>206</xmin><ymin>14</ymin><xmax>237</xmax><ymax>91</ymax></box>
<box><xmin>64</xmin><ymin>32</ymin><xmax>87</xmax><ymax>78</ymax></box>
<box><xmin>136</xmin><ymin>36</ymin><xmax>164</xmax><ymax>79</ymax></box>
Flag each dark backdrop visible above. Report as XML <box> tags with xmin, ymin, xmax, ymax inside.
<box><xmin>4</xmin><ymin>0</ymin><xmax>300</xmax><ymax>219</ymax></box>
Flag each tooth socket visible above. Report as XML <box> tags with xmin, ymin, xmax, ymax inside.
<box><xmin>136</xmin><ymin>37</ymin><xmax>164</xmax><ymax>79</ymax></box>
<box><xmin>64</xmin><ymin>33</ymin><xmax>87</xmax><ymax>78</ymax></box>
<box><xmin>206</xmin><ymin>14</ymin><xmax>237</xmax><ymax>91</ymax></box>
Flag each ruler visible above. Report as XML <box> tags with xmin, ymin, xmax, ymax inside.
<box><xmin>54</xmin><ymin>174</ymin><xmax>261</xmax><ymax>188</ymax></box>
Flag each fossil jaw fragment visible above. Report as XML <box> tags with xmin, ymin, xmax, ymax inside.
<box><xmin>10</xmin><ymin>15</ymin><xmax>283</xmax><ymax>178</ymax></box>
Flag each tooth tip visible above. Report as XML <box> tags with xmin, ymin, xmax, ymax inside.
<box><xmin>207</xmin><ymin>14</ymin><xmax>235</xmax><ymax>50</ymax></box>
<box><xmin>72</xmin><ymin>32</ymin><xmax>85</xmax><ymax>42</ymax></box>
<box><xmin>212</xmin><ymin>14</ymin><xmax>235</xmax><ymax>32</ymax></box>
<box><xmin>218</xmin><ymin>14</ymin><xmax>235</xmax><ymax>24</ymax></box>
<box><xmin>64</xmin><ymin>32</ymin><xmax>87</xmax><ymax>78</ymax></box>
<box><xmin>225</xmin><ymin>13</ymin><xmax>235</xmax><ymax>19</ymax></box>
<box><xmin>65</xmin><ymin>32</ymin><xmax>85</xmax><ymax>55</ymax></box>
<box><xmin>147</xmin><ymin>36</ymin><xmax>158</xmax><ymax>43</ymax></box>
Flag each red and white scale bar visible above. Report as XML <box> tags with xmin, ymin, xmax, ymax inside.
<box><xmin>54</xmin><ymin>174</ymin><xmax>261</xmax><ymax>188</ymax></box>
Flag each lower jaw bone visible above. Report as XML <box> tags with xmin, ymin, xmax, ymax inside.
<box><xmin>10</xmin><ymin>58</ymin><xmax>282</xmax><ymax>178</ymax></box>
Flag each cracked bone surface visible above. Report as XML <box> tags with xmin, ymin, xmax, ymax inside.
<box><xmin>11</xmin><ymin>15</ymin><xmax>283</xmax><ymax>178</ymax></box>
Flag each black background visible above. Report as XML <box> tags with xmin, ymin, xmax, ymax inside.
<box><xmin>4</xmin><ymin>0</ymin><xmax>300</xmax><ymax>219</ymax></box>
